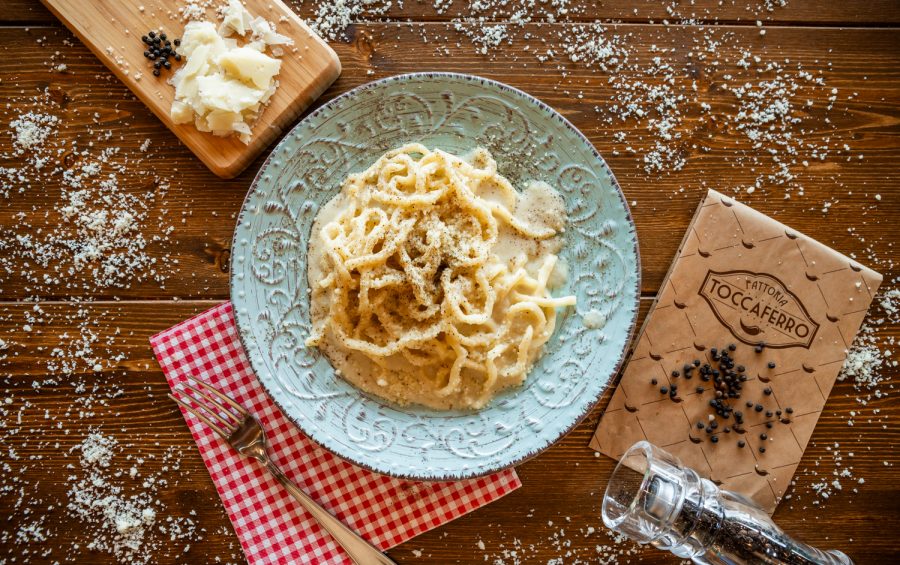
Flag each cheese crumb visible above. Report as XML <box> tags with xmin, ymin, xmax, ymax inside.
<box><xmin>169</xmin><ymin>0</ymin><xmax>292</xmax><ymax>143</ymax></box>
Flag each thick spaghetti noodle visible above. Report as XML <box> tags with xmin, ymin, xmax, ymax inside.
<box><xmin>306</xmin><ymin>144</ymin><xmax>575</xmax><ymax>410</ymax></box>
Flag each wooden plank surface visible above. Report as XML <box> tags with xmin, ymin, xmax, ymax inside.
<box><xmin>0</xmin><ymin>300</ymin><xmax>897</xmax><ymax>563</ymax></box>
<box><xmin>40</xmin><ymin>0</ymin><xmax>340</xmax><ymax>177</ymax></box>
<box><xmin>0</xmin><ymin>24</ymin><xmax>897</xmax><ymax>300</ymax></box>
<box><xmin>7</xmin><ymin>0</ymin><xmax>900</xmax><ymax>25</ymax></box>
<box><xmin>1</xmin><ymin>1</ymin><xmax>898</xmax><ymax>564</ymax></box>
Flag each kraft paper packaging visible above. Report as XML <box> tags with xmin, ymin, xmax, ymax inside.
<box><xmin>590</xmin><ymin>189</ymin><xmax>882</xmax><ymax>513</ymax></box>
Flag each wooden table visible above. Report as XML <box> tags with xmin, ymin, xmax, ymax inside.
<box><xmin>1</xmin><ymin>1</ymin><xmax>897</xmax><ymax>563</ymax></box>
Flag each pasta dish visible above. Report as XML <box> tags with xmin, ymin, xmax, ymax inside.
<box><xmin>305</xmin><ymin>144</ymin><xmax>575</xmax><ymax>410</ymax></box>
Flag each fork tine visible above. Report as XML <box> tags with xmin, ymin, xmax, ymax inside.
<box><xmin>183</xmin><ymin>383</ymin><xmax>242</xmax><ymax>429</ymax></box>
<box><xmin>184</xmin><ymin>383</ymin><xmax>240</xmax><ymax>431</ymax></box>
<box><xmin>168</xmin><ymin>393</ymin><xmax>231</xmax><ymax>440</ymax></box>
<box><xmin>187</xmin><ymin>375</ymin><xmax>249</xmax><ymax>417</ymax></box>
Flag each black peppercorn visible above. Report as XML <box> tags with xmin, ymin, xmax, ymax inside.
<box><xmin>660</xmin><ymin>387</ymin><xmax>668</xmax><ymax>394</ymax></box>
<box><xmin>696</xmin><ymin>386</ymin><xmax>704</xmax><ymax>393</ymax></box>
<box><xmin>755</xmin><ymin>404</ymin><xmax>764</xmax><ymax>412</ymax></box>
<box><xmin>672</xmin><ymin>370</ymin><xmax>679</xmax><ymax>378</ymax></box>
<box><xmin>651</xmin><ymin>378</ymin><xmax>658</xmax><ymax>385</ymax></box>
<box><xmin>139</xmin><ymin>30</ymin><xmax>181</xmax><ymax>76</ymax></box>
<box><xmin>711</xmin><ymin>436</ymin><xmax>719</xmax><ymax>444</ymax></box>
<box><xmin>759</xmin><ymin>446</ymin><xmax>766</xmax><ymax>453</ymax></box>
<box><xmin>738</xmin><ymin>440</ymin><xmax>746</xmax><ymax>448</ymax></box>
<box><xmin>174</xmin><ymin>38</ymin><xmax>181</xmax><ymax>46</ymax></box>
<box><xmin>697</xmin><ymin>422</ymin><xmax>704</xmax><ymax>429</ymax></box>
<box><xmin>785</xmin><ymin>407</ymin><xmax>794</xmax><ymax>414</ymax></box>
<box><xmin>728</xmin><ymin>343</ymin><xmax>737</xmax><ymax>351</ymax></box>
<box><xmin>760</xmin><ymin>433</ymin><xmax>767</xmax><ymax>440</ymax></box>
<box><xmin>768</xmin><ymin>361</ymin><xmax>776</xmax><ymax>369</ymax></box>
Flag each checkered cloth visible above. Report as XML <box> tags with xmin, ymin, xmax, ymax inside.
<box><xmin>150</xmin><ymin>302</ymin><xmax>521</xmax><ymax>565</ymax></box>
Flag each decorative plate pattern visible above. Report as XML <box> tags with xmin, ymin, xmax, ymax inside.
<box><xmin>231</xmin><ymin>73</ymin><xmax>640</xmax><ymax>480</ymax></box>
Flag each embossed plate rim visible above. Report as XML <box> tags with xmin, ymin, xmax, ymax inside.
<box><xmin>231</xmin><ymin>72</ymin><xmax>641</xmax><ymax>480</ymax></box>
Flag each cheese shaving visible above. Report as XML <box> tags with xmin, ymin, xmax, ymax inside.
<box><xmin>169</xmin><ymin>0</ymin><xmax>292</xmax><ymax>143</ymax></box>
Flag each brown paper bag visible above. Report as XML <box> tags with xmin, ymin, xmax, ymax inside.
<box><xmin>590</xmin><ymin>189</ymin><xmax>881</xmax><ymax>513</ymax></box>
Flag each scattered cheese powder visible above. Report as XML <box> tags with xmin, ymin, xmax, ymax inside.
<box><xmin>65</xmin><ymin>433</ymin><xmax>198</xmax><ymax>564</ymax></box>
<box><xmin>1</xmin><ymin>1</ymin><xmax>895</xmax><ymax>562</ymax></box>
<box><xmin>840</xmin><ymin>345</ymin><xmax>885</xmax><ymax>389</ymax></box>
<box><xmin>582</xmin><ymin>309</ymin><xmax>607</xmax><ymax>330</ymax></box>
<box><xmin>170</xmin><ymin>0</ymin><xmax>293</xmax><ymax>142</ymax></box>
<box><xmin>9</xmin><ymin>112</ymin><xmax>59</xmax><ymax>154</ymax></box>
<box><xmin>308</xmin><ymin>0</ymin><xmax>392</xmax><ymax>40</ymax></box>
<box><xmin>0</xmin><ymin>45</ymin><xmax>200</xmax><ymax>564</ymax></box>
<box><xmin>80</xmin><ymin>431</ymin><xmax>116</xmax><ymax>467</ymax></box>
<box><xmin>2</xmin><ymin>106</ymin><xmax>173</xmax><ymax>289</ymax></box>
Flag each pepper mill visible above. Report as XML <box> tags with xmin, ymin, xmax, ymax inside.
<box><xmin>602</xmin><ymin>441</ymin><xmax>853</xmax><ymax>565</ymax></box>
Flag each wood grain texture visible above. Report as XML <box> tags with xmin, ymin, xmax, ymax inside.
<box><xmin>0</xmin><ymin>24</ymin><xmax>897</xmax><ymax>300</ymax></box>
<box><xmin>1</xmin><ymin>1</ymin><xmax>899</xmax><ymax>563</ymax></box>
<box><xmin>0</xmin><ymin>300</ymin><xmax>897</xmax><ymax>563</ymax></box>
<box><xmin>40</xmin><ymin>0</ymin><xmax>340</xmax><ymax>177</ymax></box>
<box><xmin>8</xmin><ymin>0</ymin><xmax>900</xmax><ymax>25</ymax></box>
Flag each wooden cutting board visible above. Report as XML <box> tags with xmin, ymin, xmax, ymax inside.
<box><xmin>40</xmin><ymin>0</ymin><xmax>341</xmax><ymax>178</ymax></box>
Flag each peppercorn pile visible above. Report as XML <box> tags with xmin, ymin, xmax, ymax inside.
<box><xmin>141</xmin><ymin>31</ymin><xmax>181</xmax><ymax>76</ymax></box>
<box><xmin>652</xmin><ymin>343</ymin><xmax>794</xmax><ymax>452</ymax></box>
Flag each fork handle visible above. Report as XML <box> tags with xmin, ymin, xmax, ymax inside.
<box><xmin>266</xmin><ymin>462</ymin><xmax>398</xmax><ymax>565</ymax></box>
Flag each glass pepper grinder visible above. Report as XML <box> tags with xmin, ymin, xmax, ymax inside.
<box><xmin>602</xmin><ymin>441</ymin><xmax>853</xmax><ymax>565</ymax></box>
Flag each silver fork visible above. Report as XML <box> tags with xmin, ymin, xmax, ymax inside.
<box><xmin>169</xmin><ymin>376</ymin><xmax>397</xmax><ymax>565</ymax></box>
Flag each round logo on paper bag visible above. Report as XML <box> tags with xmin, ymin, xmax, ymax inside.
<box><xmin>698</xmin><ymin>270</ymin><xmax>819</xmax><ymax>349</ymax></box>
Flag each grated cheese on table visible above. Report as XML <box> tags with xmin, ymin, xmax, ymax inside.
<box><xmin>304</xmin><ymin>0</ymin><xmax>393</xmax><ymax>40</ymax></box>
<box><xmin>0</xmin><ymin>36</ymin><xmax>202</xmax><ymax>564</ymax></box>
<box><xmin>292</xmin><ymin>0</ymin><xmax>857</xmax><ymax>201</ymax></box>
<box><xmin>65</xmin><ymin>433</ymin><xmax>198</xmax><ymax>564</ymax></box>
<box><xmin>0</xmin><ymin>1</ymin><xmax>895</xmax><ymax>562</ymax></box>
<box><xmin>9</xmin><ymin>112</ymin><xmax>59</xmax><ymax>154</ymax></box>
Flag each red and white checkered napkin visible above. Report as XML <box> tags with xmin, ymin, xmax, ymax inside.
<box><xmin>150</xmin><ymin>302</ymin><xmax>521</xmax><ymax>565</ymax></box>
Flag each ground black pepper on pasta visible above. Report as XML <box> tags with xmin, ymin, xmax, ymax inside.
<box><xmin>305</xmin><ymin>144</ymin><xmax>576</xmax><ymax>410</ymax></box>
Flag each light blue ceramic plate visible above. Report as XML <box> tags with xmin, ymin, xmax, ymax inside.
<box><xmin>231</xmin><ymin>73</ymin><xmax>640</xmax><ymax>480</ymax></box>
